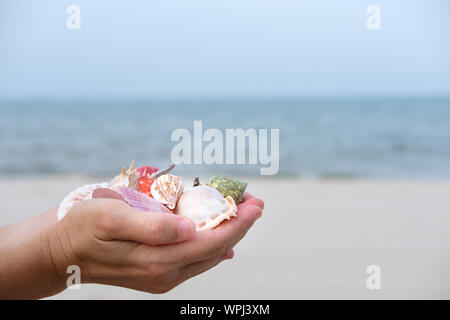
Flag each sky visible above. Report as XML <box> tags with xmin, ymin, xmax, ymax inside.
<box><xmin>0</xmin><ymin>0</ymin><xmax>449</xmax><ymax>99</ymax></box>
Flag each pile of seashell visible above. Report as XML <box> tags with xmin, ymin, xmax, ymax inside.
<box><xmin>57</xmin><ymin>161</ymin><xmax>247</xmax><ymax>230</ymax></box>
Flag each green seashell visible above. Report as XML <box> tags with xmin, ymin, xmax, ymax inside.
<box><xmin>206</xmin><ymin>176</ymin><xmax>247</xmax><ymax>204</ymax></box>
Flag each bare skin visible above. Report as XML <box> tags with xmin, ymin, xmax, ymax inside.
<box><xmin>0</xmin><ymin>193</ymin><xmax>264</xmax><ymax>299</ymax></box>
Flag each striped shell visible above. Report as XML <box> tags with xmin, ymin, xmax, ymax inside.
<box><xmin>118</xmin><ymin>186</ymin><xmax>172</xmax><ymax>213</ymax></box>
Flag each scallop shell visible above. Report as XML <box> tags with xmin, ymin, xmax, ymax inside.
<box><xmin>118</xmin><ymin>186</ymin><xmax>172</xmax><ymax>213</ymax></box>
<box><xmin>57</xmin><ymin>182</ymin><xmax>109</xmax><ymax>220</ymax></box>
<box><xmin>175</xmin><ymin>185</ymin><xmax>237</xmax><ymax>230</ymax></box>
<box><xmin>151</xmin><ymin>174</ymin><xmax>184</xmax><ymax>210</ymax></box>
<box><xmin>110</xmin><ymin>161</ymin><xmax>139</xmax><ymax>191</ymax></box>
<box><xmin>92</xmin><ymin>188</ymin><xmax>127</xmax><ymax>202</ymax></box>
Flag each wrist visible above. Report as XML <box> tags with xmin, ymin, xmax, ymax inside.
<box><xmin>0</xmin><ymin>223</ymin><xmax>67</xmax><ymax>299</ymax></box>
<box><xmin>40</xmin><ymin>224</ymin><xmax>72</xmax><ymax>296</ymax></box>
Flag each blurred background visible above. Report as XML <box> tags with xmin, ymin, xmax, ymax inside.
<box><xmin>1</xmin><ymin>0</ymin><xmax>450</xmax><ymax>299</ymax></box>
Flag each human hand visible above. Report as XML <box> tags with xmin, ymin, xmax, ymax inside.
<box><xmin>46</xmin><ymin>192</ymin><xmax>263</xmax><ymax>294</ymax></box>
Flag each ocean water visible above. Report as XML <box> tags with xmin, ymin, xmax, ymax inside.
<box><xmin>0</xmin><ymin>98</ymin><xmax>449</xmax><ymax>178</ymax></box>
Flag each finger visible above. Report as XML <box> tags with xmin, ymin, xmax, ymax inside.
<box><xmin>120</xmin><ymin>211</ymin><xmax>196</xmax><ymax>245</ymax></box>
<box><xmin>100</xmin><ymin>201</ymin><xmax>196</xmax><ymax>245</ymax></box>
<box><xmin>223</xmin><ymin>249</ymin><xmax>235</xmax><ymax>260</ymax></box>
<box><xmin>162</xmin><ymin>204</ymin><xmax>261</xmax><ymax>265</ymax></box>
<box><xmin>180</xmin><ymin>249</ymin><xmax>234</xmax><ymax>282</ymax></box>
<box><xmin>239</xmin><ymin>193</ymin><xmax>264</xmax><ymax>210</ymax></box>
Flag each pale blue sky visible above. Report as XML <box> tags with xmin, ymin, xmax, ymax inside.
<box><xmin>1</xmin><ymin>0</ymin><xmax>449</xmax><ymax>98</ymax></box>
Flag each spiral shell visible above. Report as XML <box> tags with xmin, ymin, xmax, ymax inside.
<box><xmin>110</xmin><ymin>161</ymin><xmax>139</xmax><ymax>191</ymax></box>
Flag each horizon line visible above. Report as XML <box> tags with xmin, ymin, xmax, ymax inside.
<box><xmin>1</xmin><ymin>94</ymin><xmax>450</xmax><ymax>103</ymax></box>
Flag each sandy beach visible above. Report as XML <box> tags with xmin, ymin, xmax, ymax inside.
<box><xmin>1</xmin><ymin>176</ymin><xmax>449</xmax><ymax>299</ymax></box>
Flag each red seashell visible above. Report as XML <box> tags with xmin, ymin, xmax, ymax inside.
<box><xmin>136</xmin><ymin>166</ymin><xmax>159</xmax><ymax>177</ymax></box>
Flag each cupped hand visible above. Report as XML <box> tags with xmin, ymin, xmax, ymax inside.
<box><xmin>47</xmin><ymin>192</ymin><xmax>263</xmax><ymax>294</ymax></box>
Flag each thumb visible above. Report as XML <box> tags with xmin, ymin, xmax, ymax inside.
<box><xmin>102</xmin><ymin>201</ymin><xmax>196</xmax><ymax>245</ymax></box>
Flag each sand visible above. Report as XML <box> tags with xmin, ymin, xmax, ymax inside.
<box><xmin>1</xmin><ymin>176</ymin><xmax>449</xmax><ymax>299</ymax></box>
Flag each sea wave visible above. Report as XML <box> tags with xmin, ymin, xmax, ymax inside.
<box><xmin>1</xmin><ymin>98</ymin><xmax>450</xmax><ymax>178</ymax></box>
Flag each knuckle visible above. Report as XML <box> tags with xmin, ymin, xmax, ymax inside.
<box><xmin>178</xmin><ymin>265</ymin><xmax>194</xmax><ymax>283</ymax></box>
<box><xmin>145</xmin><ymin>215</ymin><xmax>175</xmax><ymax>243</ymax></box>
<box><xmin>164</xmin><ymin>275</ymin><xmax>181</xmax><ymax>292</ymax></box>
<box><xmin>150</xmin><ymin>218</ymin><xmax>166</xmax><ymax>234</ymax></box>
<box><xmin>96</xmin><ymin>214</ymin><xmax>118</xmax><ymax>233</ymax></box>
<box><xmin>95</xmin><ymin>199</ymin><xmax>114</xmax><ymax>213</ymax></box>
<box><xmin>144</xmin><ymin>265</ymin><xmax>178</xmax><ymax>294</ymax></box>
<box><xmin>91</xmin><ymin>201</ymin><xmax>119</xmax><ymax>232</ymax></box>
<box><xmin>147</xmin><ymin>263</ymin><xmax>168</xmax><ymax>279</ymax></box>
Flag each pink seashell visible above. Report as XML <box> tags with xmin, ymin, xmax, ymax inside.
<box><xmin>118</xmin><ymin>186</ymin><xmax>172</xmax><ymax>213</ymax></box>
<box><xmin>136</xmin><ymin>166</ymin><xmax>159</xmax><ymax>177</ymax></box>
<box><xmin>92</xmin><ymin>188</ymin><xmax>127</xmax><ymax>202</ymax></box>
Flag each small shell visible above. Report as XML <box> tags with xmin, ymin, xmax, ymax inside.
<box><xmin>151</xmin><ymin>174</ymin><xmax>184</xmax><ymax>210</ymax></box>
<box><xmin>110</xmin><ymin>161</ymin><xmax>139</xmax><ymax>191</ymax></box>
<box><xmin>118</xmin><ymin>186</ymin><xmax>172</xmax><ymax>213</ymax></box>
<box><xmin>206</xmin><ymin>176</ymin><xmax>247</xmax><ymax>204</ymax></box>
<box><xmin>57</xmin><ymin>182</ymin><xmax>109</xmax><ymax>220</ymax></box>
<box><xmin>175</xmin><ymin>185</ymin><xmax>237</xmax><ymax>230</ymax></box>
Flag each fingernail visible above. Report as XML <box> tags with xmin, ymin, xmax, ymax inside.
<box><xmin>223</xmin><ymin>250</ymin><xmax>235</xmax><ymax>260</ymax></box>
<box><xmin>177</xmin><ymin>218</ymin><xmax>195</xmax><ymax>240</ymax></box>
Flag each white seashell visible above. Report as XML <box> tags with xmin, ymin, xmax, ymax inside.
<box><xmin>151</xmin><ymin>174</ymin><xmax>184</xmax><ymax>210</ymax></box>
<box><xmin>57</xmin><ymin>182</ymin><xmax>109</xmax><ymax>220</ymax></box>
<box><xmin>175</xmin><ymin>185</ymin><xmax>237</xmax><ymax>230</ymax></box>
<box><xmin>109</xmin><ymin>161</ymin><xmax>139</xmax><ymax>191</ymax></box>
